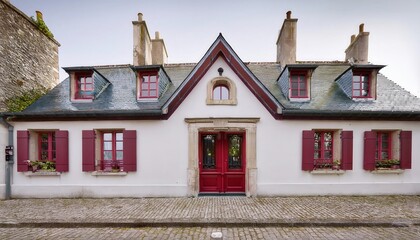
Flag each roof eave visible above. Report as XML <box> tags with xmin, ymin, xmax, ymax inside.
<box><xmin>281</xmin><ymin>109</ymin><xmax>420</xmax><ymax>121</ymax></box>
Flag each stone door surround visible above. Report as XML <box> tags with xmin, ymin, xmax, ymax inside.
<box><xmin>185</xmin><ymin>118</ymin><xmax>259</xmax><ymax>197</ymax></box>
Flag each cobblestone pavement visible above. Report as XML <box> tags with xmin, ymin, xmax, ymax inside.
<box><xmin>1</xmin><ymin>196</ymin><xmax>419</xmax><ymax>226</ymax></box>
<box><xmin>1</xmin><ymin>226</ymin><xmax>420</xmax><ymax>240</ymax></box>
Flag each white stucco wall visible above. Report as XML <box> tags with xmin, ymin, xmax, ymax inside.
<box><xmin>8</xmin><ymin>57</ymin><xmax>420</xmax><ymax>198</ymax></box>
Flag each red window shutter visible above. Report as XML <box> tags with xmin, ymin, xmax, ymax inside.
<box><xmin>364</xmin><ymin>131</ymin><xmax>376</xmax><ymax>170</ymax></box>
<box><xmin>341</xmin><ymin>131</ymin><xmax>353</xmax><ymax>170</ymax></box>
<box><xmin>123</xmin><ymin>130</ymin><xmax>137</xmax><ymax>172</ymax></box>
<box><xmin>400</xmin><ymin>131</ymin><xmax>412</xmax><ymax>169</ymax></box>
<box><xmin>17</xmin><ymin>130</ymin><xmax>30</xmax><ymax>172</ymax></box>
<box><xmin>82</xmin><ymin>130</ymin><xmax>95</xmax><ymax>172</ymax></box>
<box><xmin>55</xmin><ymin>130</ymin><xmax>69</xmax><ymax>172</ymax></box>
<box><xmin>302</xmin><ymin>130</ymin><xmax>315</xmax><ymax>171</ymax></box>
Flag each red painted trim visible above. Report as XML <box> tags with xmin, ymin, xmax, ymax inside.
<box><xmin>17</xmin><ymin>130</ymin><xmax>30</xmax><ymax>172</ymax></box>
<box><xmin>165</xmin><ymin>40</ymin><xmax>281</xmax><ymax>119</ymax></box>
<box><xmin>352</xmin><ymin>71</ymin><xmax>371</xmax><ymax>98</ymax></box>
<box><xmin>289</xmin><ymin>70</ymin><xmax>308</xmax><ymax>98</ymax></box>
<box><xmin>37</xmin><ymin>132</ymin><xmax>56</xmax><ymax>162</ymax></box>
<box><xmin>55</xmin><ymin>130</ymin><xmax>69</xmax><ymax>172</ymax></box>
<box><xmin>74</xmin><ymin>71</ymin><xmax>94</xmax><ymax>100</ymax></box>
<box><xmin>138</xmin><ymin>71</ymin><xmax>159</xmax><ymax>99</ymax></box>
<box><xmin>302</xmin><ymin>130</ymin><xmax>315</xmax><ymax>171</ymax></box>
<box><xmin>82</xmin><ymin>130</ymin><xmax>96</xmax><ymax>172</ymax></box>
<box><xmin>375</xmin><ymin>132</ymin><xmax>391</xmax><ymax>161</ymax></box>
<box><xmin>400</xmin><ymin>131</ymin><xmax>412</xmax><ymax>169</ymax></box>
<box><xmin>341</xmin><ymin>131</ymin><xmax>353</xmax><ymax>170</ymax></box>
<box><xmin>363</xmin><ymin>131</ymin><xmax>376</xmax><ymax>170</ymax></box>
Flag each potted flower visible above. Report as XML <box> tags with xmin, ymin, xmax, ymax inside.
<box><xmin>111</xmin><ymin>162</ymin><xmax>120</xmax><ymax>172</ymax></box>
<box><xmin>27</xmin><ymin>160</ymin><xmax>39</xmax><ymax>172</ymax></box>
<box><xmin>332</xmin><ymin>159</ymin><xmax>341</xmax><ymax>170</ymax></box>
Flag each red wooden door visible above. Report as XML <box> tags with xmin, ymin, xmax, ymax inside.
<box><xmin>199</xmin><ymin>132</ymin><xmax>246</xmax><ymax>193</ymax></box>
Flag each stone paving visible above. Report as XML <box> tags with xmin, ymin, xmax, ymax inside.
<box><xmin>0</xmin><ymin>195</ymin><xmax>419</xmax><ymax>227</ymax></box>
<box><xmin>1</xmin><ymin>226</ymin><xmax>420</xmax><ymax>239</ymax></box>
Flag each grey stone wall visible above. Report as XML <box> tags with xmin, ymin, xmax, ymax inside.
<box><xmin>0</xmin><ymin>0</ymin><xmax>59</xmax><ymax>111</ymax></box>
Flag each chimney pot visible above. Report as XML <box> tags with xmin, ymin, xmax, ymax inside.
<box><xmin>138</xmin><ymin>13</ymin><xmax>143</xmax><ymax>22</ymax></box>
<box><xmin>351</xmin><ymin>34</ymin><xmax>356</xmax><ymax>43</ymax></box>
<box><xmin>286</xmin><ymin>11</ymin><xmax>292</xmax><ymax>19</ymax></box>
<box><xmin>359</xmin><ymin>23</ymin><xmax>364</xmax><ymax>33</ymax></box>
<box><xmin>155</xmin><ymin>31</ymin><xmax>160</xmax><ymax>39</ymax></box>
<box><xmin>36</xmin><ymin>10</ymin><xmax>43</xmax><ymax>21</ymax></box>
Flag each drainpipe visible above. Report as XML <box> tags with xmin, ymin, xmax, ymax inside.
<box><xmin>0</xmin><ymin>117</ymin><xmax>13</xmax><ymax>200</ymax></box>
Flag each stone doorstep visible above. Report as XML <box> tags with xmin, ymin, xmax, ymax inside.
<box><xmin>0</xmin><ymin>219</ymin><xmax>418</xmax><ymax>229</ymax></box>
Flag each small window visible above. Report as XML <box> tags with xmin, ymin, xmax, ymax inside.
<box><xmin>314</xmin><ymin>131</ymin><xmax>334</xmax><ymax>169</ymax></box>
<box><xmin>139</xmin><ymin>72</ymin><xmax>159</xmax><ymax>99</ymax></box>
<box><xmin>290</xmin><ymin>72</ymin><xmax>307</xmax><ymax>98</ymax></box>
<box><xmin>38</xmin><ymin>132</ymin><xmax>56</xmax><ymax>162</ymax></box>
<box><xmin>213</xmin><ymin>84</ymin><xmax>229</xmax><ymax>100</ymax></box>
<box><xmin>76</xmin><ymin>74</ymin><xmax>94</xmax><ymax>99</ymax></box>
<box><xmin>352</xmin><ymin>73</ymin><xmax>370</xmax><ymax>98</ymax></box>
<box><xmin>206</xmin><ymin>77</ymin><xmax>237</xmax><ymax>105</ymax></box>
<box><xmin>102</xmin><ymin>131</ymin><xmax>124</xmax><ymax>171</ymax></box>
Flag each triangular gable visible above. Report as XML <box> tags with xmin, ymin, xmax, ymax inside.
<box><xmin>162</xmin><ymin>34</ymin><xmax>284</xmax><ymax>119</ymax></box>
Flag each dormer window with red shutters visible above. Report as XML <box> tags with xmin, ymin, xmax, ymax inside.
<box><xmin>138</xmin><ymin>71</ymin><xmax>159</xmax><ymax>99</ymax></box>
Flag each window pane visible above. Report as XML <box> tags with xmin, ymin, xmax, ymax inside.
<box><xmin>291</xmin><ymin>89</ymin><xmax>298</xmax><ymax>96</ymax></box>
<box><xmin>104</xmin><ymin>142</ymin><xmax>112</xmax><ymax>151</ymax></box>
<box><xmin>228</xmin><ymin>135</ymin><xmax>242</xmax><ymax>169</ymax></box>
<box><xmin>150</xmin><ymin>83</ymin><xmax>157</xmax><ymax>89</ymax></box>
<box><xmin>116</xmin><ymin>151</ymin><xmax>123</xmax><ymax>160</ymax></box>
<box><xmin>353</xmin><ymin>83</ymin><xmax>360</xmax><ymax>89</ymax></box>
<box><xmin>202</xmin><ymin>135</ymin><xmax>216</xmax><ymax>169</ymax></box>
<box><xmin>291</xmin><ymin>75</ymin><xmax>298</xmax><ymax>83</ymax></box>
<box><xmin>149</xmin><ymin>75</ymin><xmax>157</xmax><ymax>83</ymax></box>
<box><xmin>41</xmin><ymin>151</ymin><xmax>48</xmax><ymax>160</ymax></box>
<box><xmin>299</xmin><ymin>89</ymin><xmax>306</xmax><ymax>96</ymax></box>
<box><xmin>291</xmin><ymin>82</ymin><xmax>298</xmax><ymax>89</ymax></box>
<box><xmin>85</xmin><ymin>77</ymin><xmax>93</xmax><ymax>84</ymax></box>
<box><xmin>116</xmin><ymin>142</ymin><xmax>123</xmax><ymax>151</ymax></box>
<box><xmin>314</xmin><ymin>151</ymin><xmax>320</xmax><ymax>159</ymax></box>
<box><xmin>324</xmin><ymin>151</ymin><xmax>332</xmax><ymax>159</ymax></box>
<box><xmin>103</xmin><ymin>151</ymin><xmax>112</xmax><ymax>160</ymax></box>
<box><xmin>116</xmin><ymin>133</ymin><xmax>123</xmax><ymax>141</ymax></box>
<box><xmin>142</xmin><ymin>76</ymin><xmax>149</xmax><ymax>83</ymax></box>
<box><xmin>381</xmin><ymin>151</ymin><xmax>389</xmax><ymax>160</ymax></box>
<box><xmin>150</xmin><ymin>90</ymin><xmax>157</xmax><ymax>96</ymax></box>
<box><xmin>103</xmin><ymin>133</ymin><xmax>112</xmax><ymax>141</ymax></box>
<box><xmin>221</xmin><ymin>86</ymin><xmax>229</xmax><ymax>100</ymax></box>
<box><xmin>353</xmin><ymin>90</ymin><xmax>360</xmax><ymax>97</ymax></box>
<box><xmin>353</xmin><ymin>76</ymin><xmax>360</xmax><ymax>82</ymax></box>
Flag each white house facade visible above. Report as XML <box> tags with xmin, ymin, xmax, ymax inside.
<box><xmin>1</xmin><ymin>12</ymin><xmax>420</xmax><ymax>198</ymax></box>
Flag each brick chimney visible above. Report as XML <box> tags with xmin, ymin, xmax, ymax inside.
<box><xmin>345</xmin><ymin>23</ymin><xmax>369</xmax><ymax>64</ymax></box>
<box><xmin>276</xmin><ymin>11</ymin><xmax>297</xmax><ymax>68</ymax></box>
<box><xmin>133</xmin><ymin>13</ymin><xmax>152</xmax><ymax>66</ymax></box>
<box><xmin>151</xmin><ymin>31</ymin><xmax>168</xmax><ymax>65</ymax></box>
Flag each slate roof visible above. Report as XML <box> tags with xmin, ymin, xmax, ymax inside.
<box><xmin>16</xmin><ymin>60</ymin><xmax>420</xmax><ymax>121</ymax></box>
<box><xmin>7</xmin><ymin>31</ymin><xmax>420</xmax><ymax>121</ymax></box>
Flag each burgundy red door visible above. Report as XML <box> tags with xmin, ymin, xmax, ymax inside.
<box><xmin>199</xmin><ymin>132</ymin><xmax>246</xmax><ymax>193</ymax></box>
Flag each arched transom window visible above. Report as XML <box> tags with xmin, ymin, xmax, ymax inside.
<box><xmin>207</xmin><ymin>77</ymin><xmax>237</xmax><ymax>105</ymax></box>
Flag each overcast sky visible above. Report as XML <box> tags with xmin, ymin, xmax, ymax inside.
<box><xmin>11</xmin><ymin>0</ymin><xmax>420</xmax><ymax>96</ymax></box>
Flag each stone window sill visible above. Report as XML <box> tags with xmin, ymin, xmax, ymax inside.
<box><xmin>310</xmin><ymin>169</ymin><xmax>345</xmax><ymax>175</ymax></box>
<box><xmin>24</xmin><ymin>171</ymin><xmax>61</xmax><ymax>176</ymax></box>
<box><xmin>91</xmin><ymin>171</ymin><xmax>127</xmax><ymax>176</ymax></box>
<box><xmin>371</xmin><ymin>169</ymin><xmax>404</xmax><ymax>174</ymax></box>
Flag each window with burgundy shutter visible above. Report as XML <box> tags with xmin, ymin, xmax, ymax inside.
<box><xmin>364</xmin><ymin>130</ymin><xmax>411</xmax><ymax>171</ymax></box>
<box><xmin>302</xmin><ymin>129</ymin><xmax>352</xmax><ymax>172</ymax></box>
<box><xmin>83</xmin><ymin>129</ymin><xmax>137</xmax><ymax>173</ymax></box>
<box><xmin>17</xmin><ymin>130</ymin><xmax>68</xmax><ymax>173</ymax></box>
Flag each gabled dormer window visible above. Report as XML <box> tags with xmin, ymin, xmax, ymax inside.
<box><xmin>290</xmin><ymin>71</ymin><xmax>308</xmax><ymax>98</ymax></box>
<box><xmin>277</xmin><ymin>64</ymin><xmax>317</xmax><ymax>102</ymax></box>
<box><xmin>75</xmin><ymin>73</ymin><xmax>94</xmax><ymax>99</ymax></box>
<box><xmin>352</xmin><ymin>71</ymin><xmax>370</xmax><ymax>98</ymax></box>
<box><xmin>139</xmin><ymin>71</ymin><xmax>159</xmax><ymax>99</ymax></box>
